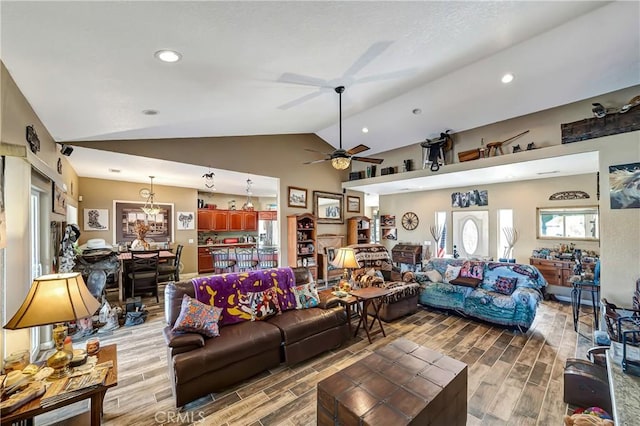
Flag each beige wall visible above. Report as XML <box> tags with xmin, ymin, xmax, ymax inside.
<box><xmin>1</xmin><ymin>62</ymin><xmax>80</xmax><ymax>362</ymax></box>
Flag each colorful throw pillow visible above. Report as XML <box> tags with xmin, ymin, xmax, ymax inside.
<box><xmin>248</xmin><ymin>287</ymin><xmax>280</xmax><ymax>320</ymax></box>
<box><xmin>443</xmin><ymin>265</ymin><xmax>462</xmax><ymax>284</ymax></box>
<box><xmin>425</xmin><ymin>270</ymin><xmax>443</xmax><ymax>282</ymax></box>
<box><xmin>172</xmin><ymin>294</ymin><xmax>223</xmax><ymax>337</ymax></box>
<box><xmin>460</xmin><ymin>261</ymin><xmax>484</xmax><ymax>280</ymax></box>
<box><xmin>494</xmin><ymin>276</ymin><xmax>518</xmax><ymax>295</ymax></box>
<box><xmin>449</xmin><ymin>276</ymin><xmax>482</xmax><ymax>288</ymax></box>
<box><xmin>292</xmin><ymin>282</ymin><xmax>320</xmax><ymax>309</ymax></box>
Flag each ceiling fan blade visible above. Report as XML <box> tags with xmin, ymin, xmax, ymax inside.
<box><xmin>277</xmin><ymin>72</ymin><xmax>330</xmax><ymax>88</ymax></box>
<box><xmin>304</xmin><ymin>158</ymin><xmax>331</xmax><ymax>165</ymax></box>
<box><xmin>278</xmin><ymin>91</ymin><xmax>324</xmax><ymax>110</ymax></box>
<box><xmin>304</xmin><ymin>148</ymin><xmax>333</xmax><ymax>156</ymax></box>
<box><xmin>352</xmin><ymin>156</ymin><xmax>384</xmax><ymax>164</ymax></box>
<box><xmin>356</xmin><ymin>67</ymin><xmax>419</xmax><ymax>84</ymax></box>
<box><xmin>342</xmin><ymin>41</ymin><xmax>394</xmax><ymax>78</ymax></box>
<box><xmin>346</xmin><ymin>144</ymin><xmax>370</xmax><ymax>155</ymax></box>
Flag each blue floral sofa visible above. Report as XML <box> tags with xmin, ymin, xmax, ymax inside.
<box><xmin>416</xmin><ymin>258</ymin><xmax>547</xmax><ymax>330</ymax></box>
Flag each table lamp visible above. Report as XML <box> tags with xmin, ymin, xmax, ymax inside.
<box><xmin>331</xmin><ymin>247</ymin><xmax>360</xmax><ymax>285</ymax></box>
<box><xmin>4</xmin><ymin>272</ymin><xmax>101</xmax><ymax>379</ymax></box>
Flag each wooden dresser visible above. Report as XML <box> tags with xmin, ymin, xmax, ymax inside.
<box><xmin>529</xmin><ymin>257</ymin><xmax>574</xmax><ymax>287</ymax></box>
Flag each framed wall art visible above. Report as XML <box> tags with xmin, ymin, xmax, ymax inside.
<box><xmin>609</xmin><ymin>162</ymin><xmax>640</xmax><ymax>209</ymax></box>
<box><xmin>52</xmin><ymin>183</ymin><xmax>67</xmax><ymax>215</ymax></box>
<box><xmin>84</xmin><ymin>208</ymin><xmax>109</xmax><ymax>231</ymax></box>
<box><xmin>288</xmin><ymin>186</ymin><xmax>307</xmax><ymax>208</ymax></box>
<box><xmin>347</xmin><ymin>196</ymin><xmax>360</xmax><ymax>213</ymax></box>
<box><xmin>313</xmin><ymin>191</ymin><xmax>343</xmax><ymax>224</ymax></box>
<box><xmin>177</xmin><ymin>211</ymin><xmax>195</xmax><ymax>230</ymax></box>
<box><xmin>113</xmin><ymin>200</ymin><xmax>174</xmax><ymax>244</ymax></box>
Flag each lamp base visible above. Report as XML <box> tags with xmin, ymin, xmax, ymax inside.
<box><xmin>47</xmin><ymin>324</ymin><xmax>72</xmax><ymax>380</ymax></box>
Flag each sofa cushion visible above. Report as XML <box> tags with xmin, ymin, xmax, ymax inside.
<box><xmin>267</xmin><ymin>307</ymin><xmax>346</xmax><ymax>344</ymax></box>
<box><xmin>292</xmin><ymin>282</ymin><xmax>320</xmax><ymax>309</ymax></box>
<box><xmin>424</xmin><ymin>270</ymin><xmax>442</xmax><ymax>282</ymax></box>
<box><xmin>494</xmin><ymin>276</ymin><xmax>518</xmax><ymax>295</ymax></box>
<box><xmin>443</xmin><ymin>265</ymin><xmax>462</xmax><ymax>283</ymax></box>
<box><xmin>460</xmin><ymin>261</ymin><xmax>484</xmax><ymax>280</ymax></box>
<box><xmin>172</xmin><ymin>294</ymin><xmax>223</xmax><ymax>337</ymax></box>
<box><xmin>449</xmin><ymin>276</ymin><xmax>482</xmax><ymax>288</ymax></box>
<box><xmin>248</xmin><ymin>287</ymin><xmax>281</xmax><ymax>320</ymax></box>
<box><xmin>172</xmin><ymin>319</ymin><xmax>282</xmax><ymax>384</ymax></box>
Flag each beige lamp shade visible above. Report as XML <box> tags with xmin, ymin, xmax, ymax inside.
<box><xmin>330</xmin><ymin>248</ymin><xmax>360</xmax><ymax>269</ymax></box>
<box><xmin>4</xmin><ymin>272</ymin><xmax>101</xmax><ymax>329</ymax></box>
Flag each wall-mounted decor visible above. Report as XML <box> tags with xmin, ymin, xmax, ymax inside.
<box><xmin>382</xmin><ymin>227</ymin><xmax>397</xmax><ymax>240</ymax></box>
<box><xmin>451</xmin><ymin>189</ymin><xmax>488</xmax><ymax>208</ymax></box>
<box><xmin>113</xmin><ymin>200</ymin><xmax>174</xmax><ymax>244</ymax></box>
<box><xmin>381</xmin><ymin>215</ymin><xmax>396</xmax><ymax>227</ymax></box>
<box><xmin>57</xmin><ymin>158</ymin><xmax>63</xmax><ymax>174</ymax></box>
<box><xmin>26</xmin><ymin>125</ymin><xmax>40</xmax><ymax>154</ymax></box>
<box><xmin>561</xmin><ymin>100</ymin><xmax>640</xmax><ymax>144</ymax></box>
<box><xmin>347</xmin><ymin>195</ymin><xmax>360</xmax><ymax>213</ymax></box>
<box><xmin>84</xmin><ymin>208</ymin><xmax>109</xmax><ymax>231</ymax></box>
<box><xmin>52</xmin><ymin>183</ymin><xmax>67</xmax><ymax>215</ymax></box>
<box><xmin>177</xmin><ymin>211</ymin><xmax>195</xmax><ymax>230</ymax></box>
<box><xmin>401</xmin><ymin>212</ymin><xmax>419</xmax><ymax>230</ymax></box>
<box><xmin>288</xmin><ymin>186</ymin><xmax>307</xmax><ymax>208</ymax></box>
<box><xmin>609</xmin><ymin>162</ymin><xmax>640</xmax><ymax>209</ymax></box>
<box><xmin>549</xmin><ymin>191</ymin><xmax>590</xmax><ymax>201</ymax></box>
<box><xmin>313</xmin><ymin>191</ymin><xmax>343</xmax><ymax>224</ymax></box>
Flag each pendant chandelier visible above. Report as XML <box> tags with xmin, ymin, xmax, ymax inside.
<box><xmin>245</xmin><ymin>178</ymin><xmax>254</xmax><ymax>209</ymax></box>
<box><xmin>141</xmin><ymin>176</ymin><xmax>160</xmax><ymax>216</ymax></box>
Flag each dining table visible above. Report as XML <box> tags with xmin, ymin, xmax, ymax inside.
<box><xmin>116</xmin><ymin>250</ymin><xmax>176</xmax><ymax>303</ymax></box>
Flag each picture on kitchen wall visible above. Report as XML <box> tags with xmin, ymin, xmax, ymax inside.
<box><xmin>609</xmin><ymin>162</ymin><xmax>640</xmax><ymax>209</ymax></box>
<box><xmin>451</xmin><ymin>189</ymin><xmax>488</xmax><ymax>208</ymax></box>
<box><xmin>177</xmin><ymin>211</ymin><xmax>195</xmax><ymax>230</ymax></box>
<box><xmin>84</xmin><ymin>208</ymin><xmax>109</xmax><ymax>231</ymax></box>
<box><xmin>113</xmin><ymin>201</ymin><xmax>174</xmax><ymax>243</ymax></box>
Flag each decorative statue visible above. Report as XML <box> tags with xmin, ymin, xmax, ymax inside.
<box><xmin>131</xmin><ymin>222</ymin><xmax>151</xmax><ymax>250</ymax></box>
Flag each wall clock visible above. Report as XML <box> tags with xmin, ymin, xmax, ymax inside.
<box><xmin>401</xmin><ymin>212</ymin><xmax>419</xmax><ymax>230</ymax></box>
<box><xmin>139</xmin><ymin>188</ymin><xmax>151</xmax><ymax>199</ymax></box>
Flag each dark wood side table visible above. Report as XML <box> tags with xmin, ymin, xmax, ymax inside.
<box><xmin>571</xmin><ymin>280</ymin><xmax>600</xmax><ymax>331</ymax></box>
<box><xmin>350</xmin><ymin>287</ymin><xmax>391</xmax><ymax>344</ymax></box>
<box><xmin>1</xmin><ymin>344</ymin><xmax>118</xmax><ymax>426</ymax></box>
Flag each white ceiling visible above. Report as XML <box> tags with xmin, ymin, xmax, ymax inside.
<box><xmin>2</xmin><ymin>1</ymin><xmax>638</xmax><ymax>199</ymax></box>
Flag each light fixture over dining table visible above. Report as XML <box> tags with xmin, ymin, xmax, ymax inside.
<box><xmin>141</xmin><ymin>176</ymin><xmax>160</xmax><ymax>216</ymax></box>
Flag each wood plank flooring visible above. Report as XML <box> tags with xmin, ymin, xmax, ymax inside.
<box><xmin>40</xmin><ymin>288</ymin><xmax>596</xmax><ymax>426</ymax></box>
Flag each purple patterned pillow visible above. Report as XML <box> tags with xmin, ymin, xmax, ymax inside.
<box><xmin>173</xmin><ymin>294</ymin><xmax>223</xmax><ymax>337</ymax></box>
<box><xmin>494</xmin><ymin>276</ymin><xmax>518</xmax><ymax>295</ymax></box>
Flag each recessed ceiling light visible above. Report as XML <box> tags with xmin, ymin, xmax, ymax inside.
<box><xmin>142</xmin><ymin>109</ymin><xmax>159</xmax><ymax>115</ymax></box>
<box><xmin>412</xmin><ymin>108</ymin><xmax>422</xmax><ymax>115</ymax></box>
<box><xmin>501</xmin><ymin>73</ymin><xmax>514</xmax><ymax>84</ymax></box>
<box><xmin>108</xmin><ymin>168</ymin><xmax>121</xmax><ymax>173</ymax></box>
<box><xmin>154</xmin><ymin>49</ymin><xmax>182</xmax><ymax>63</ymax></box>
<box><xmin>362</xmin><ymin>127</ymin><xmax>369</xmax><ymax>133</ymax></box>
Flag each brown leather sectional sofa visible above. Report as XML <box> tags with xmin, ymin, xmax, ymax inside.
<box><xmin>163</xmin><ymin>267</ymin><xmax>349</xmax><ymax>407</ymax></box>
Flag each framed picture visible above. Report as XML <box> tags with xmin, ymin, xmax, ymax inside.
<box><xmin>176</xmin><ymin>211</ymin><xmax>195</xmax><ymax>230</ymax></box>
<box><xmin>610</xmin><ymin>162</ymin><xmax>640</xmax><ymax>209</ymax></box>
<box><xmin>451</xmin><ymin>189</ymin><xmax>488</xmax><ymax>208</ymax></box>
<box><xmin>113</xmin><ymin>200</ymin><xmax>174</xmax><ymax>244</ymax></box>
<box><xmin>313</xmin><ymin>191</ymin><xmax>344</xmax><ymax>224</ymax></box>
<box><xmin>382</xmin><ymin>228</ymin><xmax>397</xmax><ymax>240</ymax></box>
<box><xmin>52</xmin><ymin>183</ymin><xmax>67</xmax><ymax>215</ymax></box>
<box><xmin>288</xmin><ymin>186</ymin><xmax>307</xmax><ymax>208</ymax></box>
<box><xmin>84</xmin><ymin>208</ymin><xmax>109</xmax><ymax>231</ymax></box>
<box><xmin>381</xmin><ymin>215</ymin><xmax>396</xmax><ymax>227</ymax></box>
<box><xmin>347</xmin><ymin>196</ymin><xmax>360</xmax><ymax>213</ymax></box>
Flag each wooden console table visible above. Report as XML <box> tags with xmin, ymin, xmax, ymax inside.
<box><xmin>1</xmin><ymin>344</ymin><xmax>118</xmax><ymax>426</ymax></box>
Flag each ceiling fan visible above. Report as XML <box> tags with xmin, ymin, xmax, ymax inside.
<box><xmin>304</xmin><ymin>86</ymin><xmax>384</xmax><ymax>170</ymax></box>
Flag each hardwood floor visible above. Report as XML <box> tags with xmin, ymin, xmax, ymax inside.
<box><xmin>41</xmin><ymin>289</ymin><xmax>595</xmax><ymax>426</ymax></box>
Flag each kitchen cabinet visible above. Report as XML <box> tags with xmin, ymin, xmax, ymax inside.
<box><xmin>198</xmin><ymin>209</ymin><xmax>256</xmax><ymax>231</ymax></box>
<box><xmin>347</xmin><ymin>216</ymin><xmax>371</xmax><ymax>245</ymax></box>
<box><xmin>228</xmin><ymin>211</ymin><xmax>257</xmax><ymax>231</ymax></box>
<box><xmin>243</xmin><ymin>211</ymin><xmax>258</xmax><ymax>231</ymax></box>
<box><xmin>287</xmin><ymin>213</ymin><xmax>317</xmax><ymax>280</ymax></box>
<box><xmin>211</xmin><ymin>210</ymin><xmax>229</xmax><ymax>231</ymax></box>
<box><xmin>530</xmin><ymin>257</ymin><xmax>573</xmax><ymax>287</ymax></box>
<box><xmin>197</xmin><ymin>210</ymin><xmax>213</xmax><ymax>231</ymax></box>
<box><xmin>258</xmin><ymin>211</ymin><xmax>277</xmax><ymax>220</ymax></box>
<box><xmin>198</xmin><ymin>247</ymin><xmax>214</xmax><ymax>273</ymax></box>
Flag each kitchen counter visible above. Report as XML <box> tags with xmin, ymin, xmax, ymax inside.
<box><xmin>198</xmin><ymin>242</ymin><xmax>257</xmax><ymax>248</ymax></box>
<box><xmin>607</xmin><ymin>346</ymin><xmax>640</xmax><ymax>425</ymax></box>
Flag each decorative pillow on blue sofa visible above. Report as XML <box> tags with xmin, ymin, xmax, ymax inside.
<box><xmin>444</xmin><ymin>265</ymin><xmax>462</xmax><ymax>284</ymax></box>
<box><xmin>460</xmin><ymin>261</ymin><xmax>484</xmax><ymax>280</ymax></box>
<box><xmin>449</xmin><ymin>276</ymin><xmax>482</xmax><ymax>288</ymax></box>
<box><xmin>494</xmin><ymin>276</ymin><xmax>518</xmax><ymax>295</ymax></box>
<box><xmin>173</xmin><ymin>294</ymin><xmax>223</xmax><ymax>337</ymax></box>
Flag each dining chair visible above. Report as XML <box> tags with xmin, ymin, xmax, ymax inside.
<box><xmin>235</xmin><ymin>247</ymin><xmax>258</xmax><ymax>272</ymax></box>
<box><xmin>257</xmin><ymin>247</ymin><xmax>278</xmax><ymax>270</ymax></box>
<box><xmin>210</xmin><ymin>248</ymin><xmax>236</xmax><ymax>274</ymax></box>
<box><xmin>159</xmin><ymin>244</ymin><xmax>183</xmax><ymax>281</ymax></box>
<box><xmin>128</xmin><ymin>250</ymin><xmax>160</xmax><ymax>302</ymax></box>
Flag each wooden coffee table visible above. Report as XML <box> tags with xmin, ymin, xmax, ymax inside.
<box><xmin>350</xmin><ymin>287</ymin><xmax>391</xmax><ymax>343</ymax></box>
<box><xmin>1</xmin><ymin>344</ymin><xmax>118</xmax><ymax>426</ymax></box>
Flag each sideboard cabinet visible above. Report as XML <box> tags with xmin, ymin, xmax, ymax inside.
<box><xmin>529</xmin><ymin>257</ymin><xmax>573</xmax><ymax>287</ymax></box>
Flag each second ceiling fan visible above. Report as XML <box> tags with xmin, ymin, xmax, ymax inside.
<box><xmin>305</xmin><ymin>86</ymin><xmax>384</xmax><ymax>170</ymax></box>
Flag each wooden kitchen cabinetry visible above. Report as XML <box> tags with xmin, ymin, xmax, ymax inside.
<box><xmin>287</xmin><ymin>213</ymin><xmax>317</xmax><ymax>279</ymax></box>
<box><xmin>347</xmin><ymin>216</ymin><xmax>371</xmax><ymax>245</ymax></box>
<box><xmin>198</xmin><ymin>209</ymin><xmax>257</xmax><ymax>231</ymax></box>
<box><xmin>530</xmin><ymin>257</ymin><xmax>574</xmax><ymax>287</ymax></box>
<box><xmin>198</xmin><ymin>247</ymin><xmax>214</xmax><ymax>273</ymax></box>
<box><xmin>228</xmin><ymin>210</ymin><xmax>257</xmax><ymax>231</ymax></box>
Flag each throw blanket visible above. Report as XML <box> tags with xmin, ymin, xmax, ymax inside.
<box><xmin>192</xmin><ymin>267</ymin><xmax>297</xmax><ymax>325</ymax></box>
<box><xmin>350</xmin><ymin>244</ymin><xmax>393</xmax><ymax>271</ymax></box>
